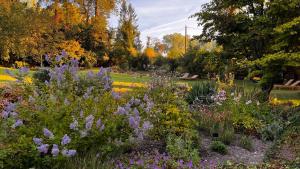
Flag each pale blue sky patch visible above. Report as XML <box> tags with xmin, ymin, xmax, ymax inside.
<box><xmin>109</xmin><ymin>0</ymin><xmax>209</xmax><ymax>43</ymax></box>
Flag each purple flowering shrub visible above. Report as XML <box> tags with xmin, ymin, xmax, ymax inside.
<box><xmin>0</xmin><ymin>55</ymin><xmax>153</xmax><ymax>168</ymax></box>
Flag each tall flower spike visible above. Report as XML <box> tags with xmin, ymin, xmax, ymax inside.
<box><xmin>51</xmin><ymin>144</ymin><xmax>60</xmax><ymax>157</ymax></box>
<box><xmin>33</xmin><ymin>138</ymin><xmax>43</xmax><ymax>146</ymax></box>
<box><xmin>70</xmin><ymin>119</ymin><xmax>78</xmax><ymax>130</ymax></box>
<box><xmin>43</xmin><ymin>128</ymin><xmax>54</xmax><ymax>139</ymax></box>
<box><xmin>12</xmin><ymin>119</ymin><xmax>23</xmax><ymax>129</ymax></box>
<box><xmin>37</xmin><ymin>144</ymin><xmax>49</xmax><ymax>154</ymax></box>
<box><xmin>61</xmin><ymin>134</ymin><xmax>71</xmax><ymax>145</ymax></box>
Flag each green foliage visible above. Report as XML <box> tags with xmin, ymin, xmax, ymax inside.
<box><xmin>239</xmin><ymin>135</ymin><xmax>253</xmax><ymax>151</ymax></box>
<box><xmin>219</xmin><ymin>127</ymin><xmax>235</xmax><ymax>145</ymax></box>
<box><xmin>163</xmin><ymin>33</ymin><xmax>188</xmax><ymax>59</ymax></box>
<box><xmin>0</xmin><ymin>60</ymin><xmax>154</xmax><ymax>168</ymax></box>
<box><xmin>261</xmin><ymin>122</ymin><xmax>283</xmax><ymax>141</ymax></box>
<box><xmin>32</xmin><ymin>68</ymin><xmax>51</xmax><ymax>84</ymax></box>
<box><xmin>166</xmin><ymin>134</ymin><xmax>200</xmax><ymax>163</ymax></box>
<box><xmin>145</xmin><ymin>77</ymin><xmax>195</xmax><ymax>140</ymax></box>
<box><xmin>210</xmin><ymin>141</ymin><xmax>227</xmax><ymax>155</ymax></box>
<box><xmin>194</xmin><ymin>0</ymin><xmax>300</xmax><ymax>95</ymax></box>
<box><xmin>186</xmin><ymin>82</ymin><xmax>216</xmax><ymax>104</ymax></box>
<box><xmin>153</xmin><ymin>55</ymin><xmax>168</xmax><ymax>68</ymax></box>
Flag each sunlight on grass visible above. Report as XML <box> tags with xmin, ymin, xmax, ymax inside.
<box><xmin>113</xmin><ymin>81</ymin><xmax>146</xmax><ymax>88</ymax></box>
<box><xmin>112</xmin><ymin>87</ymin><xmax>133</xmax><ymax>93</ymax></box>
<box><xmin>0</xmin><ymin>75</ymin><xmax>16</xmax><ymax>81</ymax></box>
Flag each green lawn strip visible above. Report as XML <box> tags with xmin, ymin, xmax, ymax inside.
<box><xmin>271</xmin><ymin>90</ymin><xmax>300</xmax><ymax>100</ymax></box>
<box><xmin>0</xmin><ymin>67</ymin><xmax>298</xmax><ymax>100</ymax></box>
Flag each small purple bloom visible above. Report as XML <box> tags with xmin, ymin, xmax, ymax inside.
<box><xmin>85</xmin><ymin>115</ymin><xmax>94</xmax><ymax>130</ymax></box>
<box><xmin>37</xmin><ymin>144</ymin><xmax>49</xmax><ymax>154</ymax></box>
<box><xmin>87</xmin><ymin>71</ymin><xmax>95</xmax><ymax>78</ymax></box>
<box><xmin>19</xmin><ymin>67</ymin><xmax>29</xmax><ymax>74</ymax></box>
<box><xmin>80</xmin><ymin>110</ymin><xmax>84</xmax><ymax>118</ymax></box>
<box><xmin>128</xmin><ymin>116</ymin><xmax>140</xmax><ymax>129</ymax></box>
<box><xmin>5</xmin><ymin>69</ymin><xmax>14</xmax><ymax>76</ymax></box>
<box><xmin>51</xmin><ymin>144</ymin><xmax>60</xmax><ymax>157</ymax></box>
<box><xmin>55</xmin><ymin>55</ymin><xmax>63</xmax><ymax>62</ymax></box>
<box><xmin>61</xmin><ymin>50</ymin><xmax>67</xmax><ymax>57</ymax></box>
<box><xmin>142</xmin><ymin>121</ymin><xmax>153</xmax><ymax>130</ymax></box>
<box><xmin>187</xmin><ymin>161</ymin><xmax>193</xmax><ymax>168</ymax></box>
<box><xmin>5</xmin><ymin>103</ymin><xmax>16</xmax><ymax>112</ymax></box>
<box><xmin>136</xmin><ymin>159</ymin><xmax>144</xmax><ymax>166</ymax></box>
<box><xmin>45</xmin><ymin>54</ymin><xmax>50</xmax><ymax>62</ymax></box>
<box><xmin>115</xmin><ymin>106</ymin><xmax>127</xmax><ymax>115</ymax></box>
<box><xmin>10</xmin><ymin>112</ymin><xmax>18</xmax><ymax>118</ymax></box>
<box><xmin>12</xmin><ymin>119</ymin><xmax>23</xmax><ymax>128</ymax></box>
<box><xmin>129</xmin><ymin>159</ymin><xmax>134</xmax><ymax>165</ymax></box>
<box><xmin>43</xmin><ymin>128</ymin><xmax>54</xmax><ymax>139</ymax></box>
<box><xmin>68</xmin><ymin>149</ymin><xmax>76</xmax><ymax>156</ymax></box>
<box><xmin>62</xmin><ymin>149</ymin><xmax>76</xmax><ymax>157</ymax></box>
<box><xmin>1</xmin><ymin>111</ymin><xmax>9</xmax><ymax>119</ymax></box>
<box><xmin>97</xmin><ymin>67</ymin><xmax>105</xmax><ymax>77</ymax></box>
<box><xmin>96</xmin><ymin>118</ymin><xmax>105</xmax><ymax>131</ymax></box>
<box><xmin>70</xmin><ymin>120</ymin><xmax>78</xmax><ymax>130</ymax></box>
<box><xmin>61</xmin><ymin>134</ymin><xmax>71</xmax><ymax>145</ymax></box>
<box><xmin>33</xmin><ymin>137</ymin><xmax>43</xmax><ymax>146</ymax></box>
<box><xmin>112</xmin><ymin>91</ymin><xmax>121</xmax><ymax>100</ymax></box>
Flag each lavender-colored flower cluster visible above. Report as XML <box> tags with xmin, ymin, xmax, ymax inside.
<box><xmin>70</xmin><ymin>119</ymin><xmax>79</xmax><ymax>130</ymax></box>
<box><xmin>61</xmin><ymin>134</ymin><xmax>71</xmax><ymax>145</ymax></box>
<box><xmin>33</xmin><ymin>128</ymin><xmax>76</xmax><ymax>157</ymax></box>
<box><xmin>43</xmin><ymin>128</ymin><xmax>54</xmax><ymax>139</ymax></box>
<box><xmin>1</xmin><ymin>102</ymin><xmax>17</xmax><ymax>119</ymax></box>
<box><xmin>62</xmin><ymin>149</ymin><xmax>77</xmax><ymax>157</ymax></box>
<box><xmin>11</xmin><ymin>119</ymin><xmax>23</xmax><ymax>129</ymax></box>
<box><xmin>114</xmin><ymin>96</ymin><xmax>154</xmax><ymax>140</ymax></box>
<box><xmin>1</xmin><ymin>102</ymin><xmax>24</xmax><ymax>128</ymax></box>
<box><xmin>211</xmin><ymin>90</ymin><xmax>227</xmax><ymax>105</ymax></box>
<box><xmin>85</xmin><ymin>114</ymin><xmax>95</xmax><ymax>130</ymax></box>
<box><xmin>114</xmin><ymin>150</ymin><xmax>200</xmax><ymax>169</ymax></box>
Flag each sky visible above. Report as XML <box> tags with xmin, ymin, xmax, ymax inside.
<box><xmin>109</xmin><ymin>0</ymin><xmax>209</xmax><ymax>43</ymax></box>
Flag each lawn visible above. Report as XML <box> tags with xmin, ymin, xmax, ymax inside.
<box><xmin>0</xmin><ymin>67</ymin><xmax>299</xmax><ymax>100</ymax></box>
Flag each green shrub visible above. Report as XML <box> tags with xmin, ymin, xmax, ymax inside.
<box><xmin>210</xmin><ymin>141</ymin><xmax>227</xmax><ymax>154</ymax></box>
<box><xmin>186</xmin><ymin>82</ymin><xmax>216</xmax><ymax>104</ymax></box>
<box><xmin>261</xmin><ymin>122</ymin><xmax>283</xmax><ymax>141</ymax></box>
<box><xmin>0</xmin><ymin>58</ymin><xmax>153</xmax><ymax>168</ymax></box>
<box><xmin>32</xmin><ymin>68</ymin><xmax>51</xmax><ymax>83</ymax></box>
<box><xmin>219</xmin><ymin>127</ymin><xmax>235</xmax><ymax>145</ymax></box>
<box><xmin>166</xmin><ymin>134</ymin><xmax>200</xmax><ymax>163</ymax></box>
<box><xmin>145</xmin><ymin>77</ymin><xmax>195</xmax><ymax>141</ymax></box>
<box><xmin>239</xmin><ymin>135</ymin><xmax>253</xmax><ymax>151</ymax></box>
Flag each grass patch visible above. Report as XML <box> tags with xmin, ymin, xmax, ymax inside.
<box><xmin>0</xmin><ymin>67</ymin><xmax>298</xmax><ymax>100</ymax></box>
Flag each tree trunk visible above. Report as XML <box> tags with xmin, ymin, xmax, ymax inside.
<box><xmin>95</xmin><ymin>0</ymin><xmax>99</xmax><ymax>16</ymax></box>
<box><xmin>54</xmin><ymin>0</ymin><xmax>59</xmax><ymax>24</ymax></box>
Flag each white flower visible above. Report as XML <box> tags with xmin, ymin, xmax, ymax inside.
<box><xmin>246</xmin><ymin>100</ymin><xmax>252</xmax><ymax>105</ymax></box>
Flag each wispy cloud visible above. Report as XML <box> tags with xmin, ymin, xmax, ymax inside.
<box><xmin>110</xmin><ymin>0</ymin><xmax>209</xmax><ymax>43</ymax></box>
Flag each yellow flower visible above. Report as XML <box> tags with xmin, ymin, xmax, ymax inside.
<box><xmin>23</xmin><ymin>76</ymin><xmax>33</xmax><ymax>84</ymax></box>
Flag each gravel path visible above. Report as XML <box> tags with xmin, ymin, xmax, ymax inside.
<box><xmin>199</xmin><ymin>134</ymin><xmax>273</xmax><ymax>168</ymax></box>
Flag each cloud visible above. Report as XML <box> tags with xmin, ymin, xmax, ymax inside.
<box><xmin>109</xmin><ymin>0</ymin><xmax>208</xmax><ymax>43</ymax></box>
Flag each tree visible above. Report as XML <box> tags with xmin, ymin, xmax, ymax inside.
<box><xmin>193</xmin><ymin>0</ymin><xmax>273</xmax><ymax>61</ymax></box>
<box><xmin>163</xmin><ymin>33</ymin><xmax>189</xmax><ymax>59</ymax></box>
<box><xmin>193</xmin><ymin>0</ymin><xmax>300</xmax><ymax>97</ymax></box>
<box><xmin>115</xmin><ymin>0</ymin><xmax>140</xmax><ymax>56</ymax></box>
<box><xmin>0</xmin><ymin>1</ymin><xmax>50</xmax><ymax>65</ymax></box>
